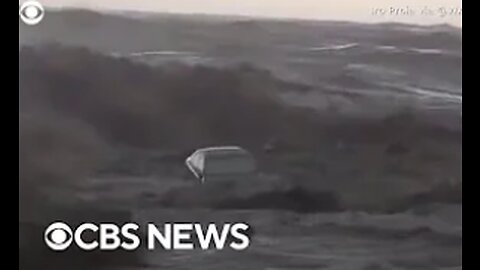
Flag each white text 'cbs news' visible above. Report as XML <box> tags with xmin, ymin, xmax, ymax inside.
<box><xmin>44</xmin><ymin>222</ymin><xmax>251</xmax><ymax>251</ymax></box>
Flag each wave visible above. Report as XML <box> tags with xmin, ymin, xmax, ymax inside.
<box><xmin>112</xmin><ymin>50</ymin><xmax>198</xmax><ymax>58</ymax></box>
<box><xmin>374</xmin><ymin>45</ymin><xmax>459</xmax><ymax>57</ymax></box>
<box><xmin>158</xmin><ymin>186</ymin><xmax>344</xmax><ymax>213</ymax></box>
<box><xmin>270</xmin><ymin>205</ymin><xmax>463</xmax><ymax>246</ymax></box>
<box><xmin>402</xmin><ymin>85</ymin><xmax>462</xmax><ymax>102</ymax></box>
<box><xmin>302</xmin><ymin>208</ymin><xmax>460</xmax><ymax>234</ymax></box>
<box><xmin>409</xmin><ymin>48</ymin><xmax>445</xmax><ymax>55</ymax></box>
<box><xmin>316</xmin><ymin>223</ymin><xmax>461</xmax><ymax>246</ymax></box>
<box><xmin>305</xmin><ymin>43</ymin><xmax>359</xmax><ymax>52</ymax></box>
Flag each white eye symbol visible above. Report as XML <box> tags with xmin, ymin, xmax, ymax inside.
<box><xmin>44</xmin><ymin>222</ymin><xmax>73</xmax><ymax>251</ymax></box>
<box><xmin>19</xmin><ymin>1</ymin><xmax>45</xmax><ymax>25</ymax></box>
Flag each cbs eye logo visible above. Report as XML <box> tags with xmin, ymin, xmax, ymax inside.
<box><xmin>19</xmin><ymin>1</ymin><xmax>45</xmax><ymax>26</ymax></box>
<box><xmin>44</xmin><ymin>222</ymin><xmax>73</xmax><ymax>251</ymax></box>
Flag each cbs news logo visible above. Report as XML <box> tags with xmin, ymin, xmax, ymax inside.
<box><xmin>19</xmin><ymin>1</ymin><xmax>45</xmax><ymax>25</ymax></box>
<box><xmin>44</xmin><ymin>221</ymin><xmax>251</xmax><ymax>251</ymax></box>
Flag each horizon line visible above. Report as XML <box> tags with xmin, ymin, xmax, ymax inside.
<box><xmin>43</xmin><ymin>6</ymin><xmax>462</xmax><ymax>29</ymax></box>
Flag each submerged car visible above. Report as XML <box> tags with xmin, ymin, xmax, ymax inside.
<box><xmin>167</xmin><ymin>146</ymin><xmax>285</xmax><ymax>206</ymax></box>
<box><xmin>185</xmin><ymin>146</ymin><xmax>256</xmax><ymax>183</ymax></box>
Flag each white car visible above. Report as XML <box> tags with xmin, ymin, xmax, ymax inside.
<box><xmin>185</xmin><ymin>146</ymin><xmax>256</xmax><ymax>183</ymax></box>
